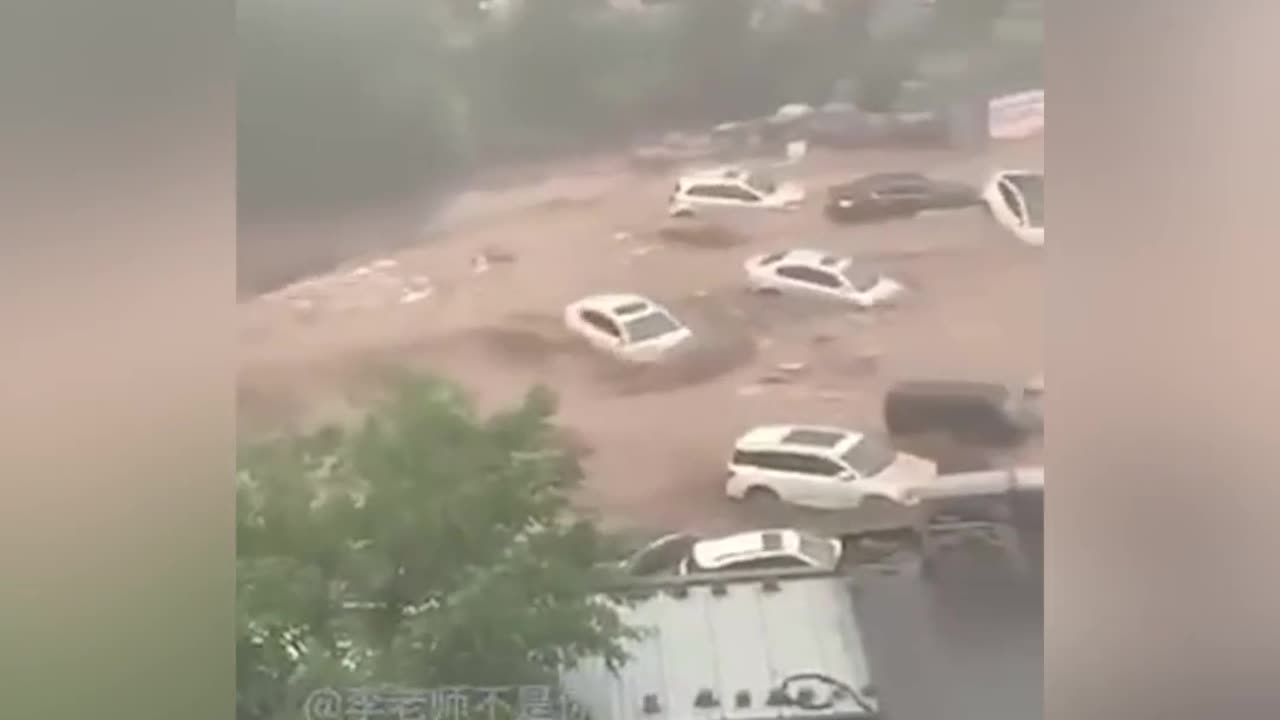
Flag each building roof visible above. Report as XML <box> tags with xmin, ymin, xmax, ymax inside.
<box><xmin>561</xmin><ymin>577</ymin><xmax>879</xmax><ymax>720</ymax></box>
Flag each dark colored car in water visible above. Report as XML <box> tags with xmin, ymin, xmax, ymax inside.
<box><xmin>824</xmin><ymin>172</ymin><xmax>980</xmax><ymax>224</ymax></box>
<box><xmin>883</xmin><ymin>380</ymin><xmax>1044</xmax><ymax>447</ymax></box>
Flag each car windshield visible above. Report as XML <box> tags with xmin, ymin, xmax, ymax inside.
<box><xmin>745</xmin><ymin>171</ymin><xmax>777</xmax><ymax>195</ymax></box>
<box><xmin>1010</xmin><ymin>174</ymin><xmax>1044</xmax><ymax>227</ymax></box>
<box><xmin>841</xmin><ymin>434</ymin><xmax>897</xmax><ymax>477</ymax></box>
<box><xmin>841</xmin><ymin>266</ymin><xmax>882</xmax><ymax>293</ymax></box>
<box><xmin>797</xmin><ymin>534</ymin><xmax>838</xmax><ymax>568</ymax></box>
<box><xmin>622</xmin><ymin>533</ymin><xmax>697</xmax><ymax>576</ymax></box>
<box><xmin>623</xmin><ymin>311</ymin><xmax>683</xmax><ymax>342</ymax></box>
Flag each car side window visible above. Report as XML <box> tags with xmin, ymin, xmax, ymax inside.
<box><xmin>791</xmin><ymin>455</ymin><xmax>845</xmax><ymax>477</ymax></box>
<box><xmin>777</xmin><ymin>265</ymin><xmax>843</xmax><ymax>289</ymax></box>
<box><xmin>997</xmin><ymin>181</ymin><xmax>1025</xmax><ymax>223</ymax></box>
<box><xmin>743</xmin><ymin>451</ymin><xmax>840</xmax><ymax>476</ymax></box>
<box><xmin>687</xmin><ymin>183</ymin><xmax>759</xmax><ymax>202</ymax></box>
<box><xmin>735</xmin><ymin>450</ymin><xmax>798</xmax><ymax>472</ymax></box>
<box><xmin>580</xmin><ymin>310</ymin><xmax>621</xmax><ymax>338</ymax></box>
<box><xmin>722</xmin><ymin>184</ymin><xmax>761</xmax><ymax>201</ymax></box>
<box><xmin>877</xmin><ymin>184</ymin><xmax>924</xmax><ymax>199</ymax></box>
<box><xmin>687</xmin><ymin>184</ymin><xmax>733</xmax><ymax>199</ymax></box>
<box><xmin>734</xmin><ymin>450</ymin><xmax>781</xmax><ymax>470</ymax></box>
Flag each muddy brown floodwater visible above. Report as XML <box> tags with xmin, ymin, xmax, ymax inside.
<box><xmin>239</xmin><ymin>140</ymin><xmax>1044</xmax><ymax>536</ymax></box>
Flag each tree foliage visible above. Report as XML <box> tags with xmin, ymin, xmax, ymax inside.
<box><xmin>237</xmin><ymin>376</ymin><xmax>640</xmax><ymax>720</ymax></box>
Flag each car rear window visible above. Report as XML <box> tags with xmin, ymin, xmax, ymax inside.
<box><xmin>623</xmin><ymin>311</ymin><xmax>682</xmax><ymax>342</ymax></box>
<box><xmin>841</xmin><ymin>434</ymin><xmax>896</xmax><ymax>477</ymax></box>
<box><xmin>760</xmin><ymin>251</ymin><xmax>786</xmax><ymax>265</ymax></box>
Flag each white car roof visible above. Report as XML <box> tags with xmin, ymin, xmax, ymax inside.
<box><xmin>734</xmin><ymin>424</ymin><xmax>862</xmax><ymax>454</ymax></box>
<box><xmin>767</xmin><ymin>248</ymin><xmax>849</xmax><ymax>269</ymax></box>
<box><xmin>690</xmin><ymin>529</ymin><xmax>804</xmax><ymax>569</ymax></box>
<box><xmin>570</xmin><ymin>293</ymin><xmax>662</xmax><ymax>318</ymax></box>
<box><xmin>682</xmin><ymin>165</ymin><xmax>752</xmax><ymax>183</ymax></box>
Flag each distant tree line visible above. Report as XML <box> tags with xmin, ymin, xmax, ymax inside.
<box><xmin>238</xmin><ymin>0</ymin><xmax>1038</xmax><ymax>219</ymax></box>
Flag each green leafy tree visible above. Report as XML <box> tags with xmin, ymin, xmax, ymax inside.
<box><xmin>237</xmin><ymin>376</ymin><xmax>640</xmax><ymax>720</ymax></box>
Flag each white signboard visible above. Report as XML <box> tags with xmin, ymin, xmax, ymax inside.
<box><xmin>989</xmin><ymin>89</ymin><xmax>1045</xmax><ymax>139</ymax></box>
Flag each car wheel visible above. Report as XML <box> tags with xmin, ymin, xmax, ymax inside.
<box><xmin>671</xmin><ymin>207</ymin><xmax>695</xmax><ymax>219</ymax></box>
<box><xmin>743</xmin><ymin>486</ymin><xmax>781</xmax><ymax>506</ymax></box>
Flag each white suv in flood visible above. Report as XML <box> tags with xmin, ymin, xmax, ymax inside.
<box><xmin>726</xmin><ymin>424</ymin><xmax>937</xmax><ymax>509</ymax></box>
<box><xmin>668</xmin><ymin>166</ymin><xmax>805</xmax><ymax>217</ymax></box>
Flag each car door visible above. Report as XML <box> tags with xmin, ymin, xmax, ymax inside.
<box><xmin>579</xmin><ymin>309</ymin><xmax>625</xmax><ymax>354</ymax></box>
<box><xmin>772</xmin><ymin>452</ymin><xmax>855</xmax><ymax>507</ymax></box>
<box><xmin>743</xmin><ymin>450</ymin><xmax>818</xmax><ymax>502</ymax></box>
<box><xmin>719</xmin><ymin>182</ymin><xmax>763</xmax><ymax>208</ymax></box>
<box><xmin>873</xmin><ymin>185</ymin><xmax>920</xmax><ymax>215</ymax></box>
<box><xmin>794</xmin><ymin>456</ymin><xmax>866</xmax><ymax>508</ymax></box>
<box><xmin>776</xmin><ymin>265</ymin><xmax>847</xmax><ymax>301</ymax></box>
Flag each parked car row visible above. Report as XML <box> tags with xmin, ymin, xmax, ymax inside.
<box><xmin>561</xmin><ymin>248</ymin><xmax>905</xmax><ymax>364</ymax></box>
<box><xmin>561</xmin><ymin>161</ymin><xmax>1041</xmax><ymax>527</ymax></box>
<box><xmin>666</xmin><ymin>164</ymin><xmax>1045</xmax><ymax>246</ymax></box>
<box><xmin>616</xmin><ymin>463</ymin><xmax>1044</xmax><ymax>578</ymax></box>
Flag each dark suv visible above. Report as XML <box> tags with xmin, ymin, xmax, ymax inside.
<box><xmin>883</xmin><ymin>380</ymin><xmax>1043</xmax><ymax>447</ymax></box>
